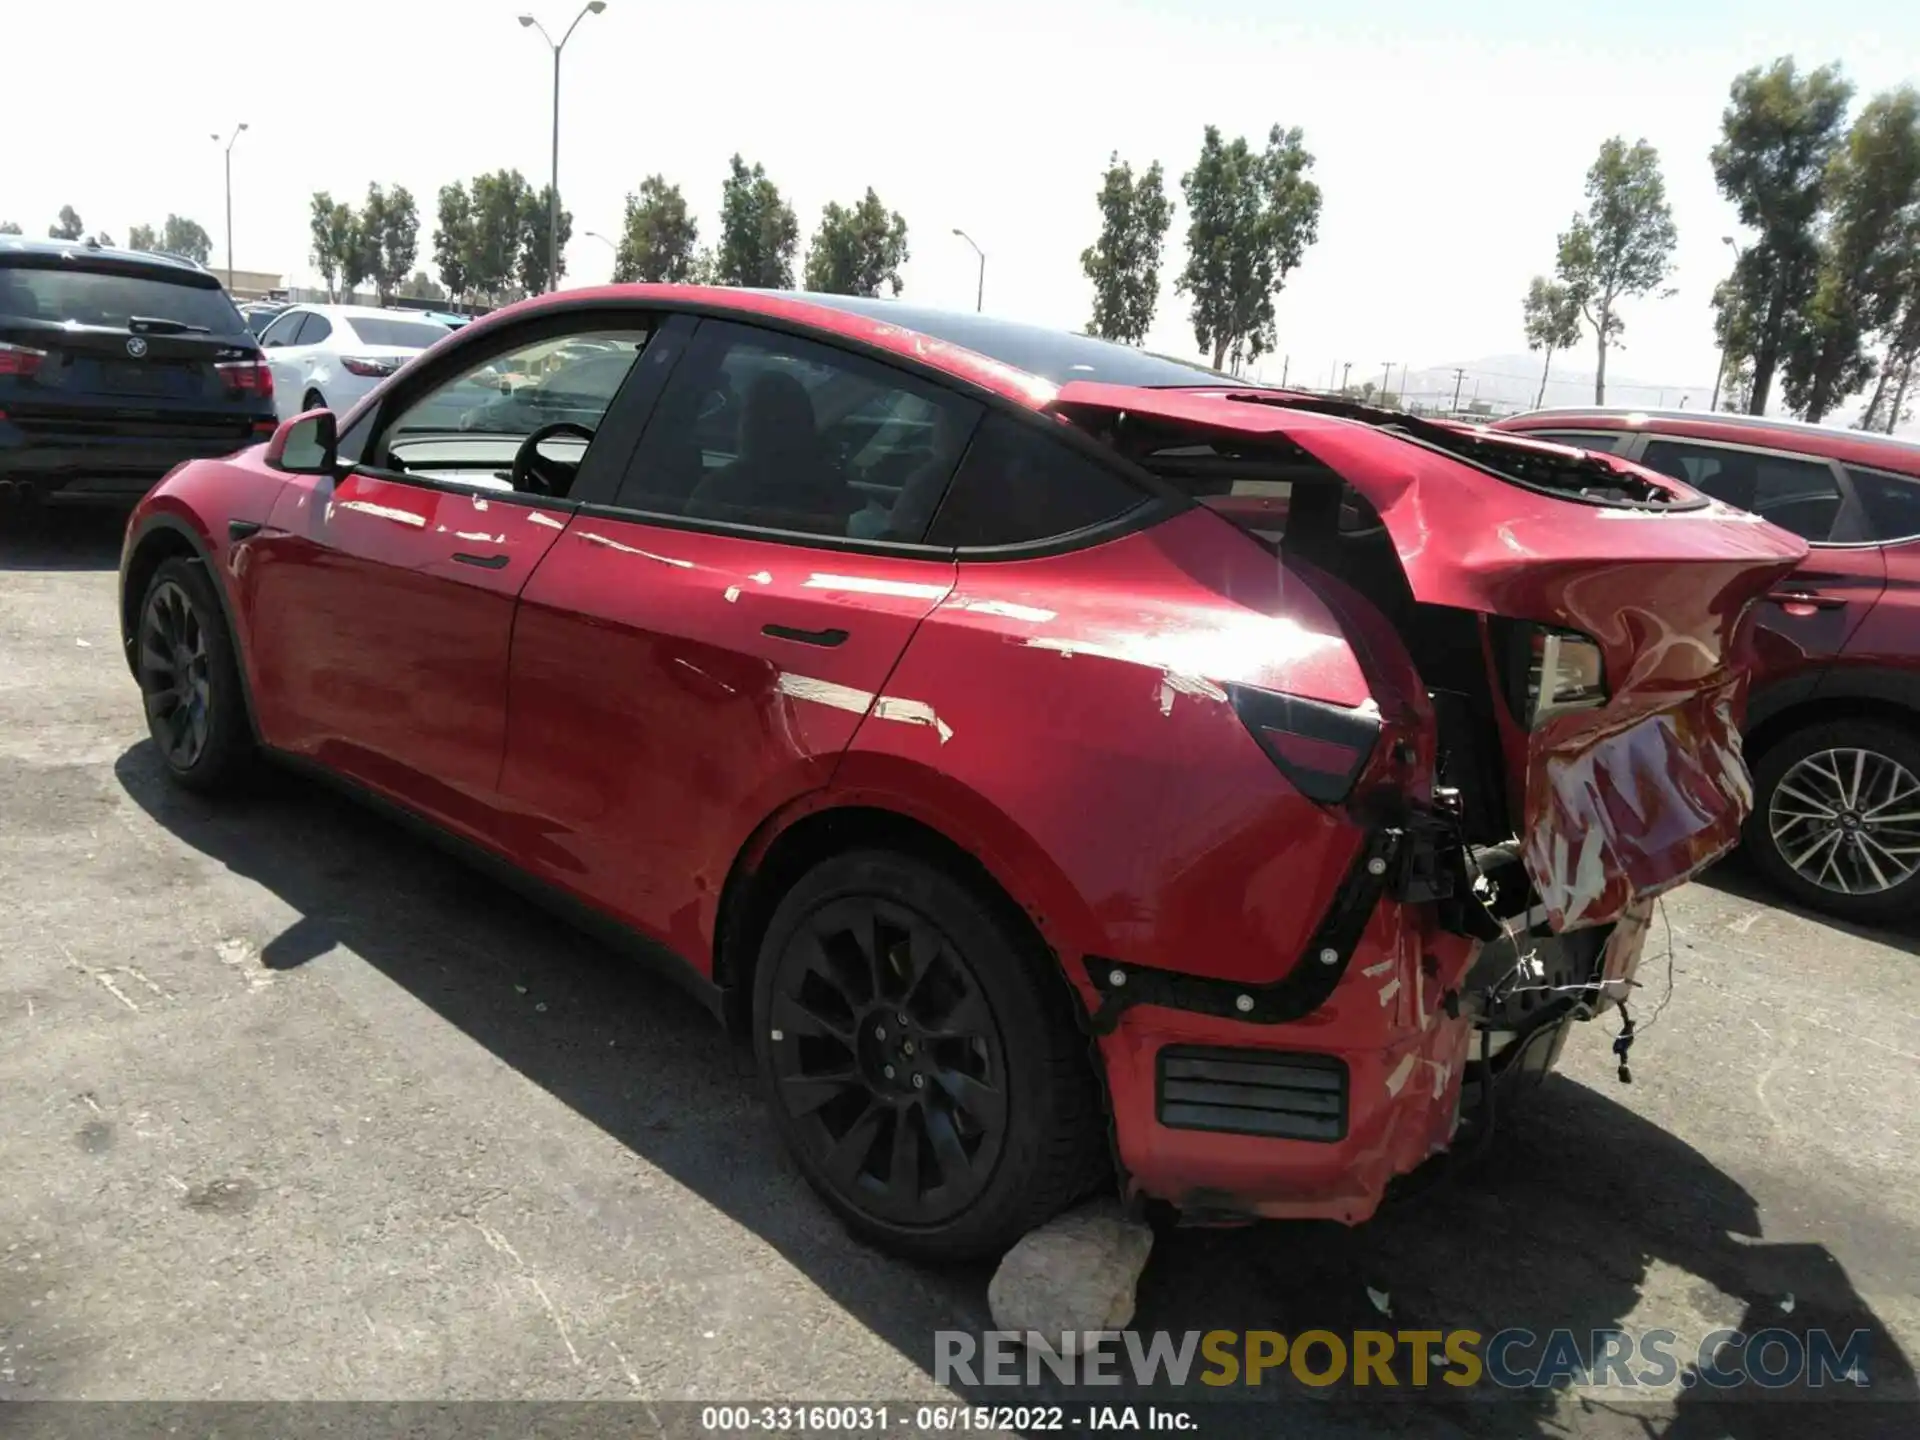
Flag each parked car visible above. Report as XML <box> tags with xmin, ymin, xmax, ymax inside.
<box><xmin>117</xmin><ymin>290</ymin><xmax>1803</xmax><ymax>1259</ymax></box>
<box><xmin>240</xmin><ymin>302</ymin><xmax>289</xmax><ymax>339</ymax></box>
<box><xmin>0</xmin><ymin>237</ymin><xmax>275</xmax><ymax>507</ymax></box>
<box><xmin>255</xmin><ymin>304</ymin><xmax>453</xmax><ymax>419</ymax></box>
<box><xmin>1496</xmin><ymin>406</ymin><xmax>1920</xmax><ymax>922</ymax></box>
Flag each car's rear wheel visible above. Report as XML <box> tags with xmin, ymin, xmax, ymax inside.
<box><xmin>303</xmin><ymin>389</ymin><xmax>325</xmax><ymax>413</ymax></box>
<box><xmin>1746</xmin><ymin>718</ymin><xmax>1920</xmax><ymax>922</ymax></box>
<box><xmin>136</xmin><ymin>558</ymin><xmax>252</xmax><ymax>793</ymax></box>
<box><xmin>752</xmin><ymin>849</ymin><xmax>1106</xmax><ymax>1262</ymax></box>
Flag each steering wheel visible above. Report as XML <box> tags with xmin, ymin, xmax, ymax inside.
<box><xmin>511</xmin><ymin>421</ymin><xmax>597</xmax><ymax>497</ymax></box>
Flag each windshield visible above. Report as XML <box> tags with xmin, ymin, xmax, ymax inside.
<box><xmin>345</xmin><ymin>316</ymin><xmax>452</xmax><ymax>349</ymax></box>
<box><xmin>0</xmin><ymin>264</ymin><xmax>246</xmax><ymax>333</ymax></box>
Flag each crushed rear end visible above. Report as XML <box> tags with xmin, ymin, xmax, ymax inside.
<box><xmin>1051</xmin><ymin>387</ymin><xmax>1808</xmax><ymax>1221</ymax></box>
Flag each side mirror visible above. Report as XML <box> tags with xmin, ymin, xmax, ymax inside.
<box><xmin>265</xmin><ymin>408</ymin><xmax>337</xmax><ymax>474</ymax></box>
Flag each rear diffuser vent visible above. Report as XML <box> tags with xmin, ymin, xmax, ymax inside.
<box><xmin>1156</xmin><ymin>1046</ymin><xmax>1348</xmax><ymax>1142</ymax></box>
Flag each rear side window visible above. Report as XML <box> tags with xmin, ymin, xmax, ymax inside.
<box><xmin>613</xmin><ymin>319</ymin><xmax>981</xmax><ymax>542</ymax></box>
<box><xmin>0</xmin><ymin>263</ymin><xmax>245</xmax><ymax>334</ymax></box>
<box><xmin>1846</xmin><ymin>466</ymin><xmax>1920</xmax><ymax>543</ymax></box>
<box><xmin>301</xmin><ymin>315</ymin><xmax>334</xmax><ymax>345</ymax></box>
<box><xmin>260</xmin><ymin>311</ymin><xmax>307</xmax><ymax>347</ymax></box>
<box><xmin>924</xmin><ymin>412</ymin><xmax>1147</xmax><ymax>548</ymax></box>
<box><xmin>1639</xmin><ymin>439</ymin><xmax>1844</xmax><ymax>542</ymax></box>
<box><xmin>346</xmin><ymin>316</ymin><xmax>453</xmax><ymax>349</ymax></box>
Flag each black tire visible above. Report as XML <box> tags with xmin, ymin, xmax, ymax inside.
<box><xmin>134</xmin><ymin>557</ymin><xmax>253</xmax><ymax>794</ymax></box>
<box><xmin>1745</xmin><ymin>718</ymin><xmax>1920</xmax><ymax>922</ymax></box>
<box><xmin>303</xmin><ymin>389</ymin><xmax>325</xmax><ymax>413</ymax></box>
<box><xmin>752</xmin><ymin>849</ymin><xmax>1107</xmax><ymax>1262</ymax></box>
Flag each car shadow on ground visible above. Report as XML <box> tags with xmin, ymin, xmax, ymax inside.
<box><xmin>0</xmin><ymin>504</ymin><xmax>127</xmax><ymax>572</ymax></box>
<box><xmin>113</xmin><ymin>742</ymin><xmax>1913</xmax><ymax>1438</ymax></box>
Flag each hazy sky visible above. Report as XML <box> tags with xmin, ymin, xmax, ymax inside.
<box><xmin>8</xmin><ymin>0</ymin><xmax>1919</xmax><ymax>409</ymax></box>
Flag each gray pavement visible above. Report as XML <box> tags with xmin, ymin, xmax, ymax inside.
<box><xmin>2</xmin><ymin>509</ymin><xmax>1916</xmax><ymax>1435</ymax></box>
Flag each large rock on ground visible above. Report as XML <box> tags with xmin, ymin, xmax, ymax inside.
<box><xmin>987</xmin><ymin>1200</ymin><xmax>1155</xmax><ymax>1347</ymax></box>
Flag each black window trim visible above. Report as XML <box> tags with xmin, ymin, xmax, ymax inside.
<box><xmin>261</xmin><ymin>309</ymin><xmax>309</xmax><ymax>348</ymax></box>
<box><xmin>1620</xmin><ymin>431</ymin><xmax>1869</xmax><ymax>547</ymax></box>
<box><xmin>336</xmin><ymin>306</ymin><xmax>685</xmax><ymax>517</ymax></box>
<box><xmin>570</xmin><ymin>305</ymin><xmax>1181</xmax><ymax>562</ymax></box>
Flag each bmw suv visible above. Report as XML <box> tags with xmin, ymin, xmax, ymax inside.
<box><xmin>0</xmin><ymin>237</ymin><xmax>276</xmax><ymax>507</ymax></box>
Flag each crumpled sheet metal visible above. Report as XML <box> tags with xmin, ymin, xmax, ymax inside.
<box><xmin>1524</xmin><ymin>673</ymin><xmax>1752</xmax><ymax>931</ymax></box>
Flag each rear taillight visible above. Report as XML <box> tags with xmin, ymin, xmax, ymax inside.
<box><xmin>1494</xmin><ymin>621</ymin><xmax>1608</xmax><ymax>725</ymax></box>
<box><xmin>216</xmin><ymin>359</ymin><xmax>274</xmax><ymax>399</ymax></box>
<box><xmin>1226</xmin><ymin>684</ymin><xmax>1381</xmax><ymax>804</ymax></box>
<box><xmin>0</xmin><ymin>341</ymin><xmax>46</xmax><ymax>379</ymax></box>
<box><xmin>340</xmin><ymin>355</ymin><xmax>401</xmax><ymax>378</ymax></box>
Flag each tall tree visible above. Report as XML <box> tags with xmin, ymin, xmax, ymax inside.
<box><xmin>1554</xmin><ymin>137</ymin><xmax>1678</xmax><ymax>403</ymax></box>
<box><xmin>802</xmin><ymin>188</ymin><xmax>909</xmax><ymax>296</ymax></box>
<box><xmin>517</xmin><ymin>183</ymin><xmax>572</xmax><ymax>295</ymax></box>
<box><xmin>160</xmin><ymin>215</ymin><xmax>212</xmax><ymax>265</ymax></box>
<box><xmin>1081</xmin><ymin>153</ymin><xmax>1174</xmax><ymax>345</ymax></box>
<box><xmin>613</xmin><ymin>175</ymin><xmax>700</xmax><ymax>284</ymax></box>
<box><xmin>0</xmin><ymin>221</ymin><xmax>20</xmax><ymax>235</ymax></box>
<box><xmin>1784</xmin><ymin>87</ymin><xmax>1920</xmax><ymax>421</ymax></box>
<box><xmin>1521</xmin><ymin>276</ymin><xmax>1584</xmax><ymax>407</ymax></box>
<box><xmin>1176</xmin><ymin>124</ymin><xmax>1322</xmax><ymax>371</ymax></box>
<box><xmin>355</xmin><ymin>183</ymin><xmax>420</xmax><ymax>306</ymax></box>
<box><xmin>468</xmin><ymin>170</ymin><xmax>534</xmax><ymax>300</ymax></box>
<box><xmin>715</xmin><ymin>155</ymin><xmax>798</xmax><ymax>289</ymax></box>
<box><xmin>432</xmin><ymin>182</ymin><xmax>474</xmax><ymax>302</ymax></box>
<box><xmin>127</xmin><ymin>222</ymin><xmax>157</xmax><ymax>252</ymax></box>
<box><xmin>1710</xmin><ymin>58</ymin><xmax>1853</xmax><ymax>414</ymax></box>
<box><xmin>48</xmin><ymin>206</ymin><xmax>84</xmax><ymax>240</ymax></box>
<box><xmin>308</xmin><ymin>192</ymin><xmax>357</xmax><ymax>302</ymax></box>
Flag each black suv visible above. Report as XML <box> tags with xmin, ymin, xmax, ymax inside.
<box><xmin>1</xmin><ymin>238</ymin><xmax>276</xmax><ymax>506</ymax></box>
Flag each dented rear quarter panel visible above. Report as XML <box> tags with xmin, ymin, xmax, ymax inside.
<box><xmin>834</xmin><ymin>507</ymin><xmax>1380</xmax><ymax>986</ymax></box>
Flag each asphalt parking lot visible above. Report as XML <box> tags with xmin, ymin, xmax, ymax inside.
<box><xmin>3</xmin><ymin>508</ymin><xmax>1917</xmax><ymax>1437</ymax></box>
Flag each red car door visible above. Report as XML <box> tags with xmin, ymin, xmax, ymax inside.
<box><xmin>495</xmin><ymin>316</ymin><xmax>980</xmax><ymax>965</ymax></box>
<box><xmin>1633</xmin><ymin>436</ymin><xmax>1887</xmax><ymax>682</ymax></box>
<box><xmin>241</xmin><ymin>316</ymin><xmax>659</xmax><ymax>840</ymax></box>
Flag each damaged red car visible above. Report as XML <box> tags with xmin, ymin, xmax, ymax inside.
<box><xmin>118</xmin><ymin>289</ymin><xmax>1806</xmax><ymax>1260</ymax></box>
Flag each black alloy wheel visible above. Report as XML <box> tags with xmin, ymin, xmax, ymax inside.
<box><xmin>764</xmin><ymin>893</ymin><xmax>1009</xmax><ymax>1226</ymax></box>
<box><xmin>752</xmin><ymin>850</ymin><xmax>1107</xmax><ymax>1261</ymax></box>
<box><xmin>135</xmin><ymin>557</ymin><xmax>251</xmax><ymax>793</ymax></box>
<box><xmin>139</xmin><ymin>579</ymin><xmax>214</xmax><ymax>770</ymax></box>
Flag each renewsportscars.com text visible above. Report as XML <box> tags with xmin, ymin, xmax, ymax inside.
<box><xmin>934</xmin><ymin>1326</ymin><xmax>1873</xmax><ymax>1391</ymax></box>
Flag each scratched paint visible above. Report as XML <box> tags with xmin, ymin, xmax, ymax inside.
<box><xmin>775</xmin><ymin>672</ymin><xmax>953</xmax><ymax>744</ymax></box>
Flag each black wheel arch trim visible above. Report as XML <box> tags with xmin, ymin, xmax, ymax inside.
<box><xmin>1807</xmin><ymin>665</ymin><xmax>1920</xmax><ymax>715</ymax></box>
<box><xmin>120</xmin><ymin>512</ymin><xmax>265</xmax><ymax>744</ymax></box>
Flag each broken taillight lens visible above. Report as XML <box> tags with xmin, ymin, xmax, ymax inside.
<box><xmin>0</xmin><ymin>341</ymin><xmax>47</xmax><ymax>379</ymax></box>
<box><xmin>1496</xmin><ymin>621</ymin><xmax>1608</xmax><ymax>725</ymax></box>
<box><xmin>1226</xmin><ymin>684</ymin><xmax>1381</xmax><ymax>804</ymax></box>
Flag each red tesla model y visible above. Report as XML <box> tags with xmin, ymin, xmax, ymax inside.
<box><xmin>118</xmin><ymin>287</ymin><xmax>1806</xmax><ymax>1259</ymax></box>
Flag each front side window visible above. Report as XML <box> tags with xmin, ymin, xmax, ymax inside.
<box><xmin>612</xmin><ymin>320</ymin><xmax>981</xmax><ymax>541</ymax></box>
<box><xmin>1639</xmin><ymin>439</ymin><xmax>1844</xmax><ymax>542</ymax></box>
<box><xmin>375</xmin><ymin>326</ymin><xmax>651</xmax><ymax>495</ymax></box>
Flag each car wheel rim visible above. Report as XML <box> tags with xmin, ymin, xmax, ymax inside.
<box><xmin>138</xmin><ymin>580</ymin><xmax>212</xmax><ymax>769</ymax></box>
<box><xmin>1769</xmin><ymin>746</ymin><xmax>1920</xmax><ymax>896</ymax></box>
<box><xmin>766</xmin><ymin>895</ymin><xmax>1009</xmax><ymax>1226</ymax></box>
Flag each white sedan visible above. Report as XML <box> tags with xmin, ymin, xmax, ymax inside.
<box><xmin>257</xmin><ymin>304</ymin><xmax>454</xmax><ymax>419</ymax></box>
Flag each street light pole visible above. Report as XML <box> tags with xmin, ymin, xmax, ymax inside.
<box><xmin>1710</xmin><ymin>234</ymin><xmax>1743</xmax><ymax>413</ymax></box>
<box><xmin>210</xmin><ymin>123</ymin><xmax>248</xmax><ymax>290</ymax></box>
<box><xmin>520</xmin><ymin>2</ymin><xmax>607</xmax><ymax>295</ymax></box>
<box><xmin>952</xmin><ymin>228</ymin><xmax>985</xmax><ymax>311</ymax></box>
